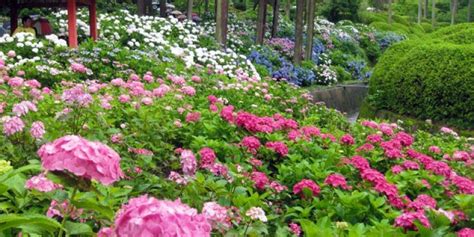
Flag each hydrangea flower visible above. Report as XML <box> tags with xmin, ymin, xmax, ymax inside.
<box><xmin>38</xmin><ymin>135</ymin><xmax>124</xmax><ymax>185</ymax></box>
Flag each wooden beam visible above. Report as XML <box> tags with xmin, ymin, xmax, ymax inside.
<box><xmin>271</xmin><ymin>0</ymin><xmax>280</xmax><ymax>38</ymax></box>
<box><xmin>294</xmin><ymin>0</ymin><xmax>304</xmax><ymax>64</ymax></box>
<box><xmin>256</xmin><ymin>0</ymin><xmax>267</xmax><ymax>44</ymax></box>
<box><xmin>89</xmin><ymin>0</ymin><xmax>97</xmax><ymax>40</ymax></box>
<box><xmin>304</xmin><ymin>0</ymin><xmax>314</xmax><ymax>60</ymax></box>
<box><xmin>68</xmin><ymin>0</ymin><xmax>78</xmax><ymax>48</ymax></box>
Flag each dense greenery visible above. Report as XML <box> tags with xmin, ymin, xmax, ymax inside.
<box><xmin>369</xmin><ymin>23</ymin><xmax>474</xmax><ymax>129</ymax></box>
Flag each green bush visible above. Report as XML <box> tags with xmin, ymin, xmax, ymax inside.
<box><xmin>369</xmin><ymin>24</ymin><xmax>474</xmax><ymax>129</ymax></box>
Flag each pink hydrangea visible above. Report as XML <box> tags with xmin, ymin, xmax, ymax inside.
<box><xmin>47</xmin><ymin>200</ymin><xmax>83</xmax><ymax>219</ymax></box>
<box><xmin>324</xmin><ymin>173</ymin><xmax>351</xmax><ymax>190</ymax></box>
<box><xmin>25</xmin><ymin>174</ymin><xmax>62</xmax><ymax>192</ymax></box>
<box><xmin>351</xmin><ymin>156</ymin><xmax>371</xmax><ymax>170</ymax></box>
<box><xmin>70</xmin><ymin>63</ymin><xmax>87</xmax><ymax>73</ymax></box>
<box><xmin>30</xmin><ymin>121</ymin><xmax>45</xmax><ymax>139</ymax></box>
<box><xmin>199</xmin><ymin>147</ymin><xmax>216</xmax><ymax>168</ymax></box>
<box><xmin>110</xmin><ymin>195</ymin><xmax>211</xmax><ymax>236</ymax></box>
<box><xmin>453</xmin><ymin>151</ymin><xmax>470</xmax><ymax>162</ymax></box>
<box><xmin>202</xmin><ymin>202</ymin><xmax>230</xmax><ymax>230</ymax></box>
<box><xmin>408</xmin><ymin>194</ymin><xmax>437</xmax><ymax>211</ymax></box>
<box><xmin>429</xmin><ymin>146</ymin><xmax>442</xmax><ymax>154</ymax></box>
<box><xmin>457</xmin><ymin>228</ymin><xmax>474</xmax><ymax>237</ymax></box>
<box><xmin>152</xmin><ymin>84</ymin><xmax>171</xmax><ymax>97</ymax></box>
<box><xmin>180</xmin><ymin>150</ymin><xmax>197</xmax><ymax>176</ymax></box>
<box><xmin>391</xmin><ymin>165</ymin><xmax>404</xmax><ymax>174</ymax></box>
<box><xmin>7</xmin><ymin>77</ymin><xmax>24</xmax><ymax>87</ymax></box>
<box><xmin>289</xmin><ymin>222</ymin><xmax>301</xmax><ymax>236</ymax></box>
<box><xmin>12</xmin><ymin>101</ymin><xmax>37</xmax><ymax>117</ymax></box>
<box><xmin>220</xmin><ymin>105</ymin><xmax>235</xmax><ymax>123</ymax></box>
<box><xmin>3</xmin><ymin>116</ymin><xmax>25</xmax><ymax>136</ymax></box>
<box><xmin>270</xmin><ymin>181</ymin><xmax>287</xmax><ymax>193</ymax></box>
<box><xmin>394</xmin><ymin>211</ymin><xmax>431</xmax><ymax>230</ymax></box>
<box><xmin>301</xmin><ymin>126</ymin><xmax>320</xmax><ymax>138</ymax></box>
<box><xmin>181</xmin><ymin>86</ymin><xmax>196</xmax><ymax>96</ymax></box>
<box><xmin>402</xmin><ymin>160</ymin><xmax>419</xmax><ymax>170</ymax></box>
<box><xmin>394</xmin><ymin>132</ymin><xmax>414</xmax><ymax>147</ymax></box>
<box><xmin>340</xmin><ymin>134</ymin><xmax>355</xmax><ymax>145</ymax></box>
<box><xmin>265</xmin><ymin>141</ymin><xmax>288</xmax><ymax>156</ymax></box>
<box><xmin>251</xmin><ymin>171</ymin><xmax>269</xmax><ymax>190</ymax></box>
<box><xmin>241</xmin><ymin>136</ymin><xmax>261</xmax><ymax>153</ymax></box>
<box><xmin>38</xmin><ymin>135</ymin><xmax>124</xmax><ymax>185</ymax></box>
<box><xmin>293</xmin><ymin>179</ymin><xmax>320</xmax><ymax>197</ymax></box>
<box><xmin>361</xmin><ymin>120</ymin><xmax>379</xmax><ymax>129</ymax></box>
<box><xmin>356</xmin><ymin>143</ymin><xmax>374</xmax><ymax>153</ymax></box>
<box><xmin>366</xmin><ymin>134</ymin><xmax>383</xmax><ymax>144</ymax></box>
<box><xmin>186</xmin><ymin>112</ymin><xmax>201</xmax><ymax>123</ymax></box>
<box><xmin>451</xmin><ymin>175</ymin><xmax>474</xmax><ymax>194</ymax></box>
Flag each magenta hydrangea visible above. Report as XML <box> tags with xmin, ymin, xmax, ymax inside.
<box><xmin>108</xmin><ymin>195</ymin><xmax>211</xmax><ymax>236</ymax></box>
<box><xmin>293</xmin><ymin>179</ymin><xmax>320</xmax><ymax>197</ymax></box>
<box><xmin>37</xmin><ymin>135</ymin><xmax>124</xmax><ymax>185</ymax></box>
<box><xmin>25</xmin><ymin>174</ymin><xmax>62</xmax><ymax>192</ymax></box>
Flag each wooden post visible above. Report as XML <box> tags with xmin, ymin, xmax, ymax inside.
<box><xmin>432</xmin><ymin>0</ymin><xmax>436</xmax><ymax>27</ymax></box>
<box><xmin>160</xmin><ymin>0</ymin><xmax>167</xmax><ymax>17</ymax></box>
<box><xmin>89</xmin><ymin>0</ymin><xmax>97</xmax><ymax>41</ymax></box>
<box><xmin>271</xmin><ymin>0</ymin><xmax>280</xmax><ymax>38</ymax></box>
<box><xmin>304</xmin><ymin>0</ymin><xmax>314</xmax><ymax>60</ymax></box>
<box><xmin>187</xmin><ymin>0</ymin><xmax>194</xmax><ymax>20</ymax></box>
<box><xmin>10</xmin><ymin>1</ymin><xmax>19</xmax><ymax>35</ymax></box>
<box><xmin>216</xmin><ymin>0</ymin><xmax>228</xmax><ymax>48</ymax></box>
<box><xmin>67</xmin><ymin>0</ymin><xmax>78</xmax><ymax>48</ymax></box>
<box><xmin>294</xmin><ymin>0</ymin><xmax>304</xmax><ymax>64</ymax></box>
<box><xmin>256</xmin><ymin>0</ymin><xmax>267</xmax><ymax>44</ymax></box>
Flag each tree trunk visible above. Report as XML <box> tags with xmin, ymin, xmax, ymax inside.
<box><xmin>432</xmin><ymin>0</ymin><xmax>436</xmax><ymax>27</ymax></box>
<box><xmin>305</xmin><ymin>0</ymin><xmax>315</xmax><ymax>60</ymax></box>
<box><xmin>424</xmin><ymin>0</ymin><xmax>428</xmax><ymax>18</ymax></box>
<box><xmin>451</xmin><ymin>0</ymin><xmax>457</xmax><ymax>25</ymax></box>
<box><xmin>137</xmin><ymin>0</ymin><xmax>146</xmax><ymax>15</ymax></box>
<box><xmin>205</xmin><ymin>0</ymin><xmax>209</xmax><ymax>14</ymax></box>
<box><xmin>187</xmin><ymin>0</ymin><xmax>194</xmax><ymax>20</ymax></box>
<box><xmin>388</xmin><ymin>0</ymin><xmax>393</xmax><ymax>24</ymax></box>
<box><xmin>468</xmin><ymin>0</ymin><xmax>472</xmax><ymax>22</ymax></box>
<box><xmin>160</xmin><ymin>0</ymin><xmax>167</xmax><ymax>17</ymax></box>
<box><xmin>294</xmin><ymin>0</ymin><xmax>304</xmax><ymax>64</ymax></box>
<box><xmin>256</xmin><ymin>0</ymin><xmax>267</xmax><ymax>44</ymax></box>
<box><xmin>418</xmin><ymin>0</ymin><xmax>422</xmax><ymax>24</ymax></box>
<box><xmin>285</xmin><ymin>0</ymin><xmax>291</xmax><ymax>19</ymax></box>
<box><xmin>216</xmin><ymin>0</ymin><xmax>229</xmax><ymax>48</ymax></box>
<box><xmin>271</xmin><ymin>0</ymin><xmax>280</xmax><ymax>38</ymax></box>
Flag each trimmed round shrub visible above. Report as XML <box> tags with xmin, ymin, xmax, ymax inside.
<box><xmin>369</xmin><ymin>24</ymin><xmax>474</xmax><ymax>129</ymax></box>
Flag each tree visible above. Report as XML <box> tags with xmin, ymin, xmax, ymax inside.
<box><xmin>294</xmin><ymin>0</ymin><xmax>304</xmax><ymax>64</ymax></box>
<box><xmin>160</xmin><ymin>0</ymin><xmax>166</xmax><ymax>17</ymax></box>
<box><xmin>320</xmin><ymin>0</ymin><xmax>360</xmax><ymax>22</ymax></box>
<box><xmin>451</xmin><ymin>0</ymin><xmax>457</xmax><ymax>25</ymax></box>
<box><xmin>418</xmin><ymin>0</ymin><xmax>422</xmax><ymax>24</ymax></box>
<box><xmin>271</xmin><ymin>0</ymin><xmax>280</xmax><ymax>37</ymax></box>
<box><xmin>256</xmin><ymin>0</ymin><xmax>267</xmax><ymax>44</ymax></box>
<box><xmin>468</xmin><ymin>0</ymin><xmax>472</xmax><ymax>22</ymax></box>
<box><xmin>305</xmin><ymin>0</ymin><xmax>315</xmax><ymax>60</ymax></box>
<box><xmin>216</xmin><ymin>0</ymin><xmax>229</xmax><ymax>48</ymax></box>
<box><xmin>388</xmin><ymin>0</ymin><xmax>393</xmax><ymax>24</ymax></box>
<box><xmin>187</xmin><ymin>0</ymin><xmax>193</xmax><ymax>20</ymax></box>
<box><xmin>432</xmin><ymin>0</ymin><xmax>436</xmax><ymax>27</ymax></box>
<box><xmin>137</xmin><ymin>0</ymin><xmax>145</xmax><ymax>15</ymax></box>
<box><xmin>424</xmin><ymin>0</ymin><xmax>428</xmax><ymax>18</ymax></box>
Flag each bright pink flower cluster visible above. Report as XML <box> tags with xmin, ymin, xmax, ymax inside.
<box><xmin>25</xmin><ymin>174</ymin><xmax>62</xmax><ymax>192</ymax></box>
<box><xmin>289</xmin><ymin>222</ymin><xmax>301</xmax><ymax>236</ymax></box>
<box><xmin>12</xmin><ymin>100</ymin><xmax>37</xmax><ymax>117</ymax></box>
<box><xmin>340</xmin><ymin>134</ymin><xmax>355</xmax><ymax>145</ymax></box>
<box><xmin>202</xmin><ymin>202</ymin><xmax>230</xmax><ymax>231</ymax></box>
<box><xmin>186</xmin><ymin>112</ymin><xmax>201</xmax><ymax>123</ymax></box>
<box><xmin>407</xmin><ymin>194</ymin><xmax>437</xmax><ymax>211</ymax></box>
<box><xmin>70</xmin><ymin>63</ymin><xmax>88</xmax><ymax>73</ymax></box>
<box><xmin>265</xmin><ymin>141</ymin><xmax>289</xmax><ymax>156</ymax></box>
<box><xmin>457</xmin><ymin>228</ymin><xmax>474</xmax><ymax>237</ymax></box>
<box><xmin>199</xmin><ymin>148</ymin><xmax>216</xmax><ymax>168</ymax></box>
<box><xmin>224</xmin><ymin>108</ymin><xmax>298</xmax><ymax>133</ymax></box>
<box><xmin>293</xmin><ymin>179</ymin><xmax>320</xmax><ymax>197</ymax></box>
<box><xmin>394</xmin><ymin>211</ymin><xmax>431</xmax><ymax>230</ymax></box>
<box><xmin>251</xmin><ymin>171</ymin><xmax>269</xmax><ymax>190</ymax></box>
<box><xmin>30</xmin><ymin>121</ymin><xmax>45</xmax><ymax>139</ymax></box>
<box><xmin>241</xmin><ymin>136</ymin><xmax>261</xmax><ymax>153</ymax></box>
<box><xmin>104</xmin><ymin>195</ymin><xmax>211</xmax><ymax>236</ymax></box>
<box><xmin>38</xmin><ymin>135</ymin><xmax>124</xmax><ymax>185</ymax></box>
<box><xmin>324</xmin><ymin>173</ymin><xmax>351</xmax><ymax>190</ymax></box>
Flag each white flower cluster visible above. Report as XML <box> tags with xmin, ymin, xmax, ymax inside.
<box><xmin>51</xmin><ymin>9</ymin><xmax>259</xmax><ymax>80</ymax></box>
<box><xmin>314</xmin><ymin>54</ymin><xmax>337</xmax><ymax>84</ymax></box>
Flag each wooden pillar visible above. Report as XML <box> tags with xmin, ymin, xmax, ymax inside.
<box><xmin>10</xmin><ymin>1</ymin><xmax>19</xmax><ymax>34</ymax></box>
<box><xmin>216</xmin><ymin>0</ymin><xmax>228</xmax><ymax>48</ymax></box>
<box><xmin>271</xmin><ymin>0</ymin><xmax>280</xmax><ymax>38</ymax></box>
<box><xmin>294</xmin><ymin>0</ymin><xmax>304</xmax><ymax>64</ymax></box>
<box><xmin>89</xmin><ymin>0</ymin><xmax>97</xmax><ymax>41</ymax></box>
<box><xmin>68</xmin><ymin>0</ymin><xmax>78</xmax><ymax>48</ymax></box>
<box><xmin>304</xmin><ymin>0</ymin><xmax>314</xmax><ymax>60</ymax></box>
<box><xmin>256</xmin><ymin>0</ymin><xmax>267</xmax><ymax>44</ymax></box>
<box><xmin>160</xmin><ymin>0</ymin><xmax>167</xmax><ymax>17</ymax></box>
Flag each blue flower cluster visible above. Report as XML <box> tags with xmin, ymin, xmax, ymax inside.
<box><xmin>377</xmin><ymin>32</ymin><xmax>406</xmax><ymax>50</ymax></box>
<box><xmin>312</xmin><ymin>39</ymin><xmax>326</xmax><ymax>64</ymax></box>
<box><xmin>346</xmin><ymin>60</ymin><xmax>370</xmax><ymax>81</ymax></box>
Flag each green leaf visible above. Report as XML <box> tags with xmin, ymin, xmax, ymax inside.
<box><xmin>64</xmin><ymin>221</ymin><xmax>93</xmax><ymax>235</ymax></box>
<box><xmin>0</xmin><ymin>214</ymin><xmax>62</xmax><ymax>234</ymax></box>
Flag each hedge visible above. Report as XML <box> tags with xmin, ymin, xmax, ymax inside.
<box><xmin>369</xmin><ymin>24</ymin><xmax>474</xmax><ymax>129</ymax></box>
